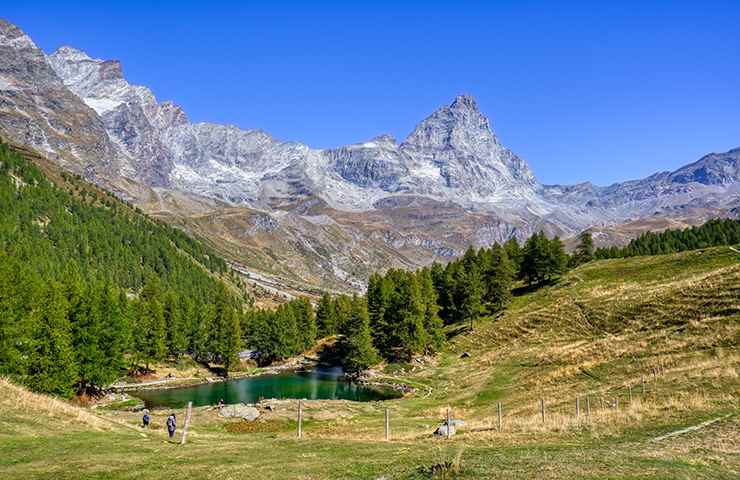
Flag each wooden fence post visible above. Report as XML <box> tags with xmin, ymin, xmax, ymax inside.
<box><xmin>576</xmin><ymin>397</ymin><xmax>580</xmax><ymax>418</ymax></box>
<box><xmin>446</xmin><ymin>407</ymin><xmax>452</xmax><ymax>439</ymax></box>
<box><xmin>384</xmin><ymin>408</ymin><xmax>390</xmax><ymax>441</ymax></box>
<box><xmin>586</xmin><ymin>397</ymin><xmax>591</xmax><ymax>418</ymax></box>
<box><xmin>540</xmin><ymin>399</ymin><xmax>545</xmax><ymax>423</ymax></box>
<box><xmin>180</xmin><ymin>401</ymin><xmax>193</xmax><ymax>445</ymax></box>
<box><xmin>497</xmin><ymin>402</ymin><xmax>502</xmax><ymax>432</ymax></box>
<box><xmin>297</xmin><ymin>400</ymin><xmax>303</xmax><ymax>439</ymax></box>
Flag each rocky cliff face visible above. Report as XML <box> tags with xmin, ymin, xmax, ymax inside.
<box><xmin>1</xmin><ymin>18</ymin><xmax>738</xmax><ymax>290</ymax></box>
<box><xmin>0</xmin><ymin>20</ymin><xmax>121</xmax><ymax>183</ymax></box>
<box><xmin>45</xmin><ymin>42</ymin><xmax>546</xmax><ymax>213</ymax></box>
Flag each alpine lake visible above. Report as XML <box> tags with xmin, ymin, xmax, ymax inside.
<box><xmin>132</xmin><ymin>367</ymin><xmax>402</xmax><ymax>409</ymax></box>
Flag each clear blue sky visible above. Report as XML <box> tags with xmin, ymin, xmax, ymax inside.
<box><xmin>5</xmin><ymin>1</ymin><xmax>740</xmax><ymax>186</ymax></box>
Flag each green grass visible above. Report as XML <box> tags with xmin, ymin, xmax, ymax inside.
<box><xmin>1</xmin><ymin>246</ymin><xmax>738</xmax><ymax>479</ymax></box>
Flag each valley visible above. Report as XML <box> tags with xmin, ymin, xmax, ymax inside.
<box><xmin>0</xmin><ymin>11</ymin><xmax>738</xmax><ymax>480</ymax></box>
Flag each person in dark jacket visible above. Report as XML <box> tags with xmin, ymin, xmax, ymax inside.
<box><xmin>142</xmin><ymin>409</ymin><xmax>150</xmax><ymax>428</ymax></box>
<box><xmin>166</xmin><ymin>413</ymin><xmax>176</xmax><ymax>440</ymax></box>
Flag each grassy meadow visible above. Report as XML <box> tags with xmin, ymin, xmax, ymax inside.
<box><xmin>1</xmin><ymin>246</ymin><xmax>738</xmax><ymax>479</ymax></box>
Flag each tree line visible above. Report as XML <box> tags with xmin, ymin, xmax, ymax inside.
<box><xmin>272</xmin><ymin>233</ymin><xmax>572</xmax><ymax>374</ymax></box>
<box><xmin>594</xmin><ymin>219</ymin><xmax>740</xmax><ymax>259</ymax></box>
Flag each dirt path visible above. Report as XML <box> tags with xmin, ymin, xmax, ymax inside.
<box><xmin>110</xmin><ymin>378</ymin><xmax>198</xmax><ymax>390</ymax></box>
<box><xmin>651</xmin><ymin>414</ymin><xmax>732</xmax><ymax>442</ymax></box>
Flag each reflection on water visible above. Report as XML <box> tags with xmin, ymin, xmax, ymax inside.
<box><xmin>133</xmin><ymin>367</ymin><xmax>400</xmax><ymax>408</ymax></box>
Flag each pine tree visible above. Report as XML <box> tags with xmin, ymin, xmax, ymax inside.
<box><xmin>483</xmin><ymin>244</ymin><xmax>514</xmax><ymax>314</ymax></box>
<box><xmin>367</xmin><ymin>273</ymin><xmax>393</xmax><ymax>353</ymax></box>
<box><xmin>418</xmin><ymin>268</ymin><xmax>444</xmax><ymax>352</ymax></box>
<box><xmin>135</xmin><ymin>275</ymin><xmax>167</xmax><ymax>370</ymax></box>
<box><xmin>292</xmin><ymin>297</ymin><xmax>317</xmax><ymax>351</ymax></box>
<box><xmin>390</xmin><ymin>272</ymin><xmax>427</xmax><ymax>361</ymax></box>
<box><xmin>26</xmin><ymin>282</ymin><xmax>78</xmax><ymax>398</ymax></box>
<box><xmin>0</xmin><ymin>255</ymin><xmax>39</xmax><ymax>379</ymax></box>
<box><xmin>575</xmin><ymin>230</ymin><xmax>594</xmax><ymax>265</ymax></box>
<box><xmin>334</xmin><ymin>295</ymin><xmax>353</xmax><ymax>335</ymax></box>
<box><xmin>545</xmin><ymin>236</ymin><xmax>568</xmax><ymax>280</ymax></box>
<box><xmin>164</xmin><ymin>291</ymin><xmax>187</xmax><ymax>358</ymax></box>
<box><xmin>97</xmin><ymin>282</ymin><xmax>127</xmax><ymax>386</ymax></box>
<box><xmin>316</xmin><ymin>292</ymin><xmax>337</xmax><ymax>337</ymax></box>
<box><xmin>521</xmin><ymin>232</ymin><xmax>550</xmax><ymax>285</ymax></box>
<box><xmin>340</xmin><ymin>296</ymin><xmax>380</xmax><ymax>375</ymax></box>
<box><xmin>504</xmin><ymin>237</ymin><xmax>523</xmax><ymax>274</ymax></box>
<box><xmin>71</xmin><ymin>282</ymin><xmax>107</xmax><ymax>393</ymax></box>
<box><xmin>458</xmin><ymin>264</ymin><xmax>484</xmax><ymax>330</ymax></box>
<box><xmin>212</xmin><ymin>285</ymin><xmax>243</xmax><ymax>375</ymax></box>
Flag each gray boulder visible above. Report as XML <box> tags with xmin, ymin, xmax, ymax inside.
<box><xmin>219</xmin><ymin>403</ymin><xmax>260</xmax><ymax>421</ymax></box>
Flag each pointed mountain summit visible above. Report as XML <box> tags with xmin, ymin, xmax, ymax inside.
<box><xmin>400</xmin><ymin>95</ymin><xmax>537</xmax><ymax>196</ymax></box>
<box><xmin>404</xmin><ymin>94</ymin><xmax>500</xmax><ymax>151</ymax></box>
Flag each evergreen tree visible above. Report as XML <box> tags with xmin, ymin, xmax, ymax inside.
<box><xmin>96</xmin><ymin>282</ymin><xmax>127</xmax><ymax>386</ymax></box>
<box><xmin>316</xmin><ymin>292</ymin><xmax>337</xmax><ymax>337</ymax></box>
<box><xmin>0</xmin><ymin>255</ymin><xmax>39</xmax><ymax>379</ymax></box>
<box><xmin>367</xmin><ymin>273</ymin><xmax>392</xmax><ymax>351</ymax></box>
<box><xmin>574</xmin><ymin>230</ymin><xmax>595</xmax><ymax>265</ymax></box>
<box><xmin>457</xmin><ymin>263</ymin><xmax>484</xmax><ymax>330</ymax></box>
<box><xmin>212</xmin><ymin>285</ymin><xmax>243</xmax><ymax>375</ymax></box>
<box><xmin>135</xmin><ymin>276</ymin><xmax>167</xmax><ymax>370</ymax></box>
<box><xmin>545</xmin><ymin>236</ymin><xmax>568</xmax><ymax>281</ymax></box>
<box><xmin>388</xmin><ymin>271</ymin><xmax>427</xmax><ymax>361</ymax></box>
<box><xmin>520</xmin><ymin>232</ymin><xmax>547</xmax><ymax>285</ymax></box>
<box><xmin>292</xmin><ymin>297</ymin><xmax>317</xmax><ymax>351</ymax></box>
<box><xmin>164</xmin><ymin>291</ymin><xmax>187</xmax><ymax>358</ymax></box>
<box><xmin>333</xmin><ymin>295</ymin><xmax>353</xmax><ymax>335</ymax></box>
<box><xmin>483</xmin><ymin>243</ymin><xmax>514</xmax><ymax>314</ymax></box>
<box><xmin>504</xmin><ymin>237</ymin><xmax>523</xmax><ymax>274</ymax></box>
<box><xmin>339</xmin><ymin>296</ymin><xmax>379</xmax><ymax>374</ymax></box>
<box><xmin>418</xmin><ymin>268</ymin><xmax>445</xmax><ymax>352</ymax></box>
<box><xmin>71</xmin><ymin>282</ymin><xmax>106</xmax><ymax>393</ymax></box>
<box><xmin>26</xmin><ymin>282</ymin><xmax>78</xmax><ymax>398</ymax></box>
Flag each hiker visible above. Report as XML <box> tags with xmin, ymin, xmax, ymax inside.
<box><xmin>166</xmin><ymin>413</ymin><xmax>176</xmax><ymax>440</ymax></box>
<box><xmin>142</xmin><ymin>409</ymin><xmax>150</xmax><ymax>428</ymax></box>
<box><xmin>218</xmin><ymin>398</ymin><xmax>225</xmax><ymax>410</ymax></box>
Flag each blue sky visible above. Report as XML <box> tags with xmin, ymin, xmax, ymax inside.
<box><xmin>5</xmin><ymin>1</ymin><xmax>739</xmax><ymax>185</ymax></box>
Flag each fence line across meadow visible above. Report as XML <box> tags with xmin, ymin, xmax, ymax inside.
<box><xmin>173</xmin><ymin>366</ymin><xmax>672</xmax><ymax>444</ymax></box>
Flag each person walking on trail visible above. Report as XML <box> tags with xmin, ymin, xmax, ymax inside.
<box><xmin>166</xmin><ymin>413</ymin><xmax>176</xmax><ymax>440</ymax></box>
<box><xmin>142</xmin><ymin>409</ymin><xmax>150</xmax><ymax>428</ymax></box>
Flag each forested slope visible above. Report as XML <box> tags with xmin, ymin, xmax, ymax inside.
<box><xmin>0</xmin><ymin>141</ymin><xmax>245</xmax><ymax>396</ymax></box>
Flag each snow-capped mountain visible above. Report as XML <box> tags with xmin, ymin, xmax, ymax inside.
<box><xmin>1</xmin><ymin>18</ymin><xmax>738</xmax><ymax>289</ymax></box>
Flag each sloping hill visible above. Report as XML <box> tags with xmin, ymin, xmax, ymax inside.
<box><xmin>412</xmin><ymin>247</ymin><xmax>739</xmax><ymax>420</ymax></box>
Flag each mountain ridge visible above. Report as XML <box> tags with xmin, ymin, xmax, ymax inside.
<box><xmin>1</xmin><ymin>18</ymin><xmax>738</xmax><ymax>289</ymax></box>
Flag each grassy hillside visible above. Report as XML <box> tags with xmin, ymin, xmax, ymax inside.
<box><xmin>1</xmin><ymin>247</ymin><xmax>738</xmax><ymax>479</ymax></box>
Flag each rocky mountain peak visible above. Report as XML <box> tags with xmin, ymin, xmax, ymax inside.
<box><xmin>369</xmin><ymin>134</ymin><xmax>397</xmax><ymax>145</ymax></box>
<box><xmin>52</xmin><ymin>45</ymin><xmax>93</xmax><ymax>62</ymax></box>
<box><xmin>0</xmin><ymin>19</ymin><xmax>37</xmax><ymax>50</ymax></box>
<box><xmin>449</xmin><ymin>94</ymin><xmax>479</xmax><ymax>112</ymax></box>
<box><xmin>402</xmin><ymin>94</ymin><xmax>499</xmax><ymax>152</ymax></box>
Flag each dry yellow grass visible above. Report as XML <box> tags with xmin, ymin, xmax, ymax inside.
<box><xmin>0</xmin><ymin>377</ymin><xmax>112</xmax><ymax>432</ymax></box>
